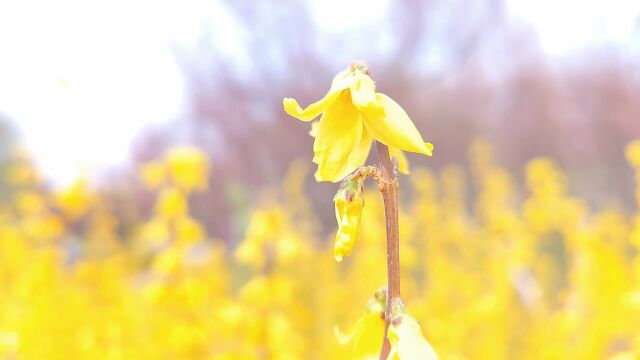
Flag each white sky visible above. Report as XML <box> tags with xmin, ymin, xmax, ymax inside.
<box><xmin>0</xmin><ymin>0</ymin><xmax>638</xmax><ymax>186</ymax></box>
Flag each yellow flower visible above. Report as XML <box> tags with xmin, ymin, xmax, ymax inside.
<box><xmin>53</xmin><ymin>179</ymin><xmax>93</xmax><ymax>220</ymax></box>
<box><xmin>334</xmin><ymin>180</ymin><xmax>365</xmax><ymax>262</ymax></box>
<box><xmin>625</xmin><ymin>140</ymin><xmax>640</xmax><ymax>168</ymax></box>
<box><xmin>335</xmin><ymin>288</ymin><xmax>386</xmax><ymax>359</ymax></box>
<box><xmin>154</xmin><ymin>187</ymin><xmax>188</xmax><ymax>220</ymax></box>
<box><xmin>386</xmin><ymin>302</ymin><xmax>438</xmax><ymax>360</ymax></box>
<box><xmin>166</xmin><ymin>147</ymin><xmax>209</xmax><ymax>192</ymax></box>
<box><xmin>284</xmin><ymin>62</ymin><xmax>433</xmax><ymax>182</ymax></box>
<box><xmin>139</xmin><ymin>160</ymin><xmax>167</xmax><ymax>190</ymax></box>
<box><xmin>0</xmin><ymin>331</ymin><xmax>19</xmax><ymax>355</ymax></box>
<box><xmin>16</xmin><ymin>191</ymin><xmax>47</xmax><ymax>216</ymax></box>
<box><xmin>175</xmin><ymin>216</ymin><xmax>205</xmax><ymax>245</ymax></box>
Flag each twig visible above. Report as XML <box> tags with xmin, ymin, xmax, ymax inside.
<box><xmin>375</xmin><ymin>141</ymin><xmax>400</xmax><ymax>359</ymax></box>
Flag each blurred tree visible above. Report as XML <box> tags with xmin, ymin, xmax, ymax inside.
<box><xmin>0</xmin><ymin>114</ymin><xmax>19</xmax><ymax>201</ymax></box>
<box><xmin>130</xmin><ymin>0</ymin><xmax>640</xmax><ymax>240</ymax></box>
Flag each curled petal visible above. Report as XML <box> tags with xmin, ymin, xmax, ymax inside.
<box><xmin>283</xmin><ymin>89</ymin><xmax>343</xmax><ymax>122</ymax></box>
<box><xmin>283</xmin><ymin>68</ymin><xmax>356</xmax><ymax>122</ymax></box>
<box><xmin>363</xmin><ymin>93</ymin><xmax>433</xmax><ymax>156</ymax></box>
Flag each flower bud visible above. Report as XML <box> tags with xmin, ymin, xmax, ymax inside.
<box><xmin>333</xmin><ymin>179</ymin><xmax>364</xmax><ymax>262</ymax></box>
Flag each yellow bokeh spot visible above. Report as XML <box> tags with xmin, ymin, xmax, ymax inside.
<box><xmin>154</xmin><ymin>187</ymin><xmax>188</xmax><ymax>220</ymax></box>
<box><xmin>166</xmin><ymin>147</ymin><xmax>210</xmax><ymax>192</ymax></box>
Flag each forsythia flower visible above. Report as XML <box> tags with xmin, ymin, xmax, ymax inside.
<box><xmin>283</xmin><ymin>61</ymin><xmax>433</xmax><ymax>182</ymax></box>
<box><xmin>334</xmin><ymin>180</ymin><xmax>365</xmax><ymax>262</ymax></box>
<box><xmin>155</xmin><ymin>187</ymin><xmax>188</xmax><ymax>220</ymax></box>
<box><xmin>625</xmin><ymin>140</ymin><xmax>640</xmax><ymax>168</ymax></box>
<box><xmin>166</xmin><ymin>146</ymin><xmax>209</xmax><ymax>192</ymax></box>
<box><xmin>139</xmin><ymin>160</ymin><xmax>167</xmax><ymax>190</ymax></box>
<box><xmin>335</xmin><ymin>288</ymin><xmax>387</xmax><ymax>359</ymax></box>
<box><xmin>387</xmin><ymin>302</ymin><xmax>438</xmax><ymax>360</ymax></box>
<box><xmin>53</xmin><ymin>179</ymin><xmax>93</xmax><ymax>220</ymax></box>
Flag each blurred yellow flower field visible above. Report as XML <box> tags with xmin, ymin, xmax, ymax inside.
<box><xmin>1</xmin><ymin>140</ymin><xmax>640</xmax><ymax>359</ymax></box>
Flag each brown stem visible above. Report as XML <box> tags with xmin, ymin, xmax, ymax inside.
<box><xmin>375</xmin><ymin>141</ymin><xmax>400</xmax><ymax>360</ymax></box>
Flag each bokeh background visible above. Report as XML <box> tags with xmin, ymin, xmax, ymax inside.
<box><xmin>1</xmin><ymin>0</ymin><xmax>640</xmax><ymax>358</ymax></box>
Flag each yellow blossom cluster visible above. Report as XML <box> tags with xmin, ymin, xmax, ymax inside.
<box><xmin>0</xmin><ymin>141</ymin><xmax>640</xmax><ymax>359</ymax></box>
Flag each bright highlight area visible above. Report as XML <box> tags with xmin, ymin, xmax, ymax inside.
<box><xmin>0</xmin><ymin>0</ymin><xmax>638</xmax><ymax>185</ymax></box>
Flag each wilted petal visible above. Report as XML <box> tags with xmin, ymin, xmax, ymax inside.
<box><xmin>363</xmin><ymin>93</ymin><xmax>433</xmax><ymax>156</ymax></box>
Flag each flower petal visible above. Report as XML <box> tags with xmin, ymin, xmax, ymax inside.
<box><xmin>349</xmin><ymin>73</ymin><xmax>381</xmax><ymax>113</ymax></box>
<box><xmin>283</xmin><ymin>68</ymin><xmax>354</xmax><ymax>122</ymax></box>
<box><xmin>312</xmin><ymin>93</ymin><xmax>363</xmax><ymax>182</ymax></box>
<box><xmin>308</xmin><ymin>120</ymin><xmax>320</xmax><ymax>137</ymax></box>
<box><xmin>311</xmin><ymin>124</ymin><xmax>372</xmax><ymax>181</ymax></box>
<box><xmin>283</xmin><ymin>90</ymin><xmax>343</xmax><ymax>122</ymax></box>
<box><xmin>338</xmin><ymin>128</ymin><xmax>374</xmax><ymax>181</ymax></box>
<box><xmin>386</xmin><ymin>313</ymin><xmax>438</xmax><ymax>360</ymax></box>
<box><xmin>363</xmin><ymin>93</ymin><xmax>433</xmax><ymax>156</ymax></box>
<box><xmin>335</xmin><ymin>293</ymin><xmax>386</xmax><ymax>358</ymax></box>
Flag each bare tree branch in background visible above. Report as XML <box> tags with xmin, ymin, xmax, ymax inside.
<box><xmin>129</xmin><ymin>0</ymin><xmax>640</xmax><ymax>242</ymax></box>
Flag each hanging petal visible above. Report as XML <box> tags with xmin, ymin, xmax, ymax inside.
<box><xmin>363</xmin><ymin>93</ymin><xmax>433</xmax><ymax>156</ymax></box>
<box><xmin>312</xmin><ymin>93</ymin><xmax>363</xmax><ymax>182</ymax></box>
